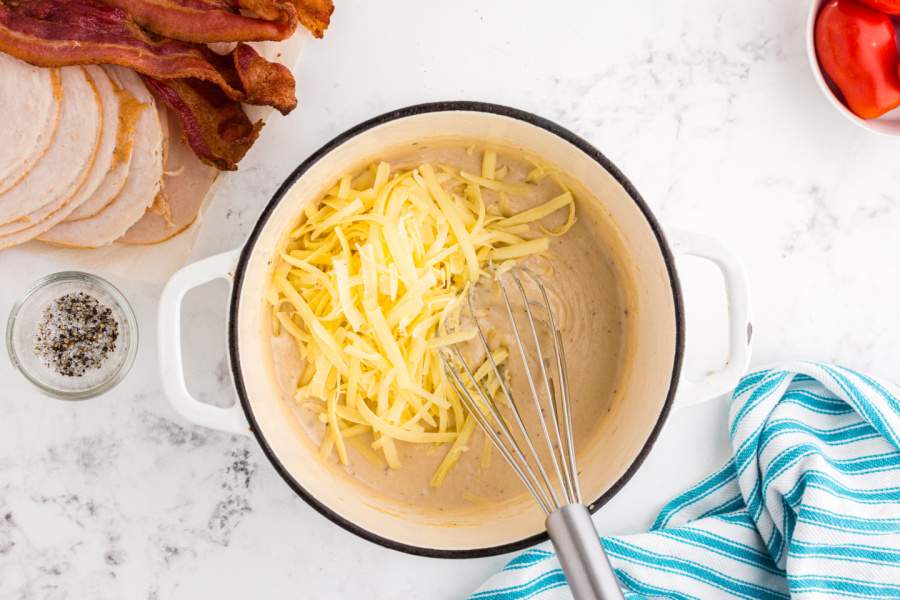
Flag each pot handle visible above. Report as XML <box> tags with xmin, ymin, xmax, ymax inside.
<box><xmin>157</xmin><ymin>248</ymin><xmax>250</xmax><ymax>435</ymax></box>
<box><xmin>667</xmin><ymin>229</ymin><xmax>753</xmax><ymax>409</ymax></box>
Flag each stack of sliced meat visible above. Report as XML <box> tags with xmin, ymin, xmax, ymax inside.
<box><xmin>0</xmin><ymin>60</ymin><xmax>161</xmax><ymax>248</ymax></box>
<box><xmin>0</xmin><ymin>0</ymin><xmax>332</xmax><ymax>249</ymax></box>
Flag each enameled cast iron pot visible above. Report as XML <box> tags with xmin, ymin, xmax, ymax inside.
<box><xmin>158</xmin><ymin>102</ymin><xmax>752</xmax><ymax>558</ymax></box>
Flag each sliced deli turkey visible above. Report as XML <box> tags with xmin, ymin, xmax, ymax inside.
<box><xmin>120</xmin><ymin>110</ymin><xmax>218</xmax><ymax>245</ymax></box>
<box><xmin>0</xmin><ymin>53</ymin><xmax>60</xmax><ymax>194</ymax></box>
<box><xmin>40</xmin><ymin>68</ymin><xmax>164</xmax><ymax>248</ymax></box>
<box><xmin>0</xmin><ymin>66</ymin><xmax>123</xmax><ymax>238</ymax></box>
<box><xmin>66</xmin><ymin>66</ymin><xmax>144</xmax><ymax>222</ymax></box>
<box><xmin>0</xmin><ymin>66</ymin><xmax>102</xmax><ymax>248</ymax></box>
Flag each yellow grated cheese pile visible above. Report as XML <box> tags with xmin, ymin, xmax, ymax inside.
<box><xmin>266</xmin><ymin>150</ymin><xmax>576</xmax><ymax>486</ymax></box>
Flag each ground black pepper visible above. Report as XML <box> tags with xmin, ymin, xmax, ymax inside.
<box><xmin>32</xmin><ymin>292</ymin><xmax>119</xmax><ymax>377</ymax></box>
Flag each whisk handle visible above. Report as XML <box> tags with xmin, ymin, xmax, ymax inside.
<box><xmin>546</xmin><ymin>504</ymin><xmax>624</xmax><ymax>600</ymax></box>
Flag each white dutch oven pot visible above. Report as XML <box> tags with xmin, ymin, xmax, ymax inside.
<box><xmin>158</xmin><ymin>103</ymin><xmax>751</xmax><ymax>557</ymax></box>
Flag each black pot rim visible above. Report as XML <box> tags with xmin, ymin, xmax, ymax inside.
<box><xmin>228</xmin><ymin>101</ymin><xmax>685</xmax><ymax>559</ymax></box>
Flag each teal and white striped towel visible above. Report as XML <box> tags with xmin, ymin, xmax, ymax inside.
<box><xmin>471</xmin><ymin>363</ymin><xmax>900</xmax><ymax>599</ymax></box>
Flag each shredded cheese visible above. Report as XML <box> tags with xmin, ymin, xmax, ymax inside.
<box><xmin>268</xmin><ymin>149</ymin><xmax>576</xmax><ymax>485</ymax></box>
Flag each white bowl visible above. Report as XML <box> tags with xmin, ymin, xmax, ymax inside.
<box><xmin>807</xmin><ymin>0</ymin><xmax>900</xmax><ymax>135</ymax></box>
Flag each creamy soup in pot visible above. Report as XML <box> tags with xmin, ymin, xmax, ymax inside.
<box><xmin>267</xmin><ymin>141</ymin><xmax>635</xmax><ymax>509</ymax></box>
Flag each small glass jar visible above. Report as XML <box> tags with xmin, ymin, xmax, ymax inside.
<box><xmin>6</xmin><ymin>272</ymin><xmax>138</xmax><ymax>400</ymax></box>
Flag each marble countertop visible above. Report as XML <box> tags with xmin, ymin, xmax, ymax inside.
<box><xmin>3</xmin><ymin>0</ymin><xmax>900</xmax><ymax>598</ymax></box>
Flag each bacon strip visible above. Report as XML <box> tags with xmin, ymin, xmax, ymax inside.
<box><xmin>143</xmin><ymin>76</ymin><xmax>261</xmax><ymax>170</ymax></box>
<box><xmin>0</xmin><ymin>0</ymin><xmax>297</xmax><ymax>113</ymax></box>
<box><xmin>100</xmin><ymin>0</ymin><xmax>298</xmax><ymax>43</ymax></box>
<box><xmin>291</xmin><ymin>0</ymin><xmax>332</xmax><ymax>38</ymax></box>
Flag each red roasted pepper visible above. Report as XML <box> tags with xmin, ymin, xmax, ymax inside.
<box><xmin>815</xmin><ymin>0</ymin><xmax>900</xmax><ymax>119</ymax></box>
<box><xmin>857</xmin><ymin>0</ymin><xmax>900</xmax><ymax>14</ymax></box>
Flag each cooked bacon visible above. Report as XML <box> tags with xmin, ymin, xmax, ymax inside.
<box><xmin>291</xmin><ymin>0</ymin><xmax>332</xmax><ymax>38</ymax></box>
<box><xmin>143</xmin><ymin>76</ymin><xmax>261</xmax><ymax>170</ymax></box>
<box><xmin>99</xmin><ymin>0</ymin><xmax>298</xmax><ymax>43</ymax></box>
<box><xmin>236</xmin><ymin>0</ymin><xmax>291</xmax><ymax>21</ymax></box>
<box><xmin>0</xmin><ymin>0</ymin><xmax>297</xmax><ymax>113</ymax></box>
<box><xmin>232</xmin><ymin>42</ymin><xmax>295</xmax><ymax>109</ymax></box>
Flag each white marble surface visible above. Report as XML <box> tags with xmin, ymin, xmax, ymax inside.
<box><xmin>3</xmin><ymin>0</ymin><xmax>900</xmax><ymax>598</ymax></box>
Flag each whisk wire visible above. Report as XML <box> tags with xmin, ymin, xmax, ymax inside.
<box><xmin>449</xmin><ymin>344</ymin><xmax>549</xmax><ymax>507</ymax></box>
<box><xmin>524</xmin><ymin>271</ymin><xmax>581</xmax><ymax>504</ymax></box>
<box><xmin>441</xmin><ymin>268</ymin><xmax>586</xmax><ymax>513</ymax></box>
<box><xmin>444</xmin><ymin>268</ymin><xmax>623</xmax><ymax>600</ymax></box>
<box><xmin>510</xmin><ymin>273</ymin><xmax>577</xmax><ymax>506</ymax></box>
<box><xmin>465</xmin><ymin>291</ymin><xmax>561</xmax><ymax>512</ymax></box>
<box><xmin>496</xmin><ymin>282</ymin><xmax>566</xmax><ymax>511</ymax></box>
<box><xmin>553</xmin><ymin>326</ymin><xmax>582</xmax><ymax>503</ymax></box>
<box><xmin>441</xmin><ymin>357</ymin><xmax>554</xmax><ymax>515</ymax></box>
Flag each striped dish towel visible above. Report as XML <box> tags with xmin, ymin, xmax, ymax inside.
<box><xmin>471</xmin><ymin>363</ymin><xmax>900</xmax><ymax>599</ymax></box>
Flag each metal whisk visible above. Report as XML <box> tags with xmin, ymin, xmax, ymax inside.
<box><xmin>440</xmin><ymin>269</ymin><xmax>624</xmax><ymax>600</ymax></box>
